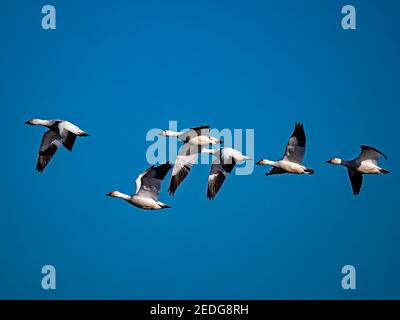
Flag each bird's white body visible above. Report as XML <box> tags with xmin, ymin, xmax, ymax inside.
<box><xmin>203</xmin><ymin>147</ymin><xmax>252</xmax><ymax>161</ymax></box>
<box><xmin>258</xmin><ymin>159</ymin><xmax>310</xmax><ymax>174</ymax></box>
<box><xmin>187</xmin><ymin>135</ymin><xmax>219</xmax><ymax>146</ymax></box>
<box><xmin>114</xmin><ymin>193</ymin><xmax>167</xmax><ymax>210</ymax></box>
<box><xmin>160</xmin><ymin>129</ymin><xmax>221</xmax><ymax>146</ymax></box>
<box><xmin>356</xmin><ymin>160</ymin><xmax>382</xmax><ymax>174</ymax></box>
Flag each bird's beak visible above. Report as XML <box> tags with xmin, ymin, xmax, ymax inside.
<box><xmin>25</xmin><ymin>121</ymin><xmax>30</xmax><ymax>125</ymax></box>
<box><xmin>105</xmin><ymin>192</ymin><xmax>112</xmax><ymax>197</ymax></box>
<box><xmin>326</xmin><ymin>160</ymin><xmax>331</xmax><ymax>164</ymax></box>
<box><xmin>256</xmin><ymin>160</ymin><xmax>262</xmax><ymax>165</ymax></box>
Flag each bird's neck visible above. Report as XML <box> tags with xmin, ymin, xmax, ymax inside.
<box><xmin>113</xmin><ymin>191</ymin><xmax>131</xmax><ymax>201</ymax></box>
<box><xmin>341</xmin><ymin>159</ymin><xmax>351</xmax><ymax>167</ymax></box>
<box><xmin>263</xmin><ymin>159</ymin><xmax>277</xmax><ymax>166</ymax></box>
<box><xmin>33</xmin><ymin>119</ymin><xmax>54</xmax><ymax>127</ymax></box>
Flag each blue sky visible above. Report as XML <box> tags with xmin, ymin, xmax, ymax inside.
<box><xmin>0</xmin><ymin>0</ymin><xmax>399</xmax><ymax>299</ymax></box>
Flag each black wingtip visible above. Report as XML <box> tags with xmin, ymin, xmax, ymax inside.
<box><xmin>206</xmin><ymin>190</ymin><xmax>216</xmax><ymax>200</ymax></box>
<box><xmin>295</xmin><ymin>122</ymin><xmax>303</xmax><ymax>129</ymax></box>
<box><xmin>167</xmin><ymin>181</ymin><xmax>177</xmax><ymax>196</ymax></box>
<box><xmin>153</xmin><ymin>162</ymin><xmax>173</xmax><ymax>180</ymax></box>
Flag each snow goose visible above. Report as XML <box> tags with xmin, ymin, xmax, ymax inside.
<box><xmin>106</xmin><ymin>162</ymin><xmax>173</xmax><ymax>210</ymax></box>
<box><xmin>256</xmin><ymin>122</ymin><xmax>314</xmax><ymax>175</ymax></box>
<box><xmin>25</xmin><ymin>119</ymin><xmax>89</xmax><ymax>172</ymax></box>
<box><xmin>165</xmin><ymin>125</ymin><xmax>223</xmax><ymax>195</ymax></box>
<box><xmin>326</xmin><ymin>145</ymin><xmax>389</xmax><ymax>195</ymax></box>
<box><xmin>159</xmin><ymin>125</ymin><xmax>223</xmax><ymax>146</ymax></box>
<box><xmin>202</xmin><ymin>147</ymin><xmax>252</xmax><ymax>200</ymax></box>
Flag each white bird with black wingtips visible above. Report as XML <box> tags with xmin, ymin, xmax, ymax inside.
<box><xmin>256</xmin><ymin>122</ymin><xmax>314</xmax><ymax>175</ymax></box>
<box><xmin>25</xmin><ymin>118</ymin><xmax>90</xmax><ymax>172</ymax></box>
<box><xmin>202</xmin><ymin>147</ymin><xmax>252</xmax><ymax>200</ymax></box>
<box><xmin>106</xmin><ymin>162</ymin><xmax>173</xmax><ymax>210</ymax></box>
<box><xmin>326</xmin><ymin>145</ymin><xmax>389</xmax><ymax>195</ymax></box>
<box><xmin>159</xmin><ymin>125</ymin><xmax>222</xmax><ymax>146</ymax></box>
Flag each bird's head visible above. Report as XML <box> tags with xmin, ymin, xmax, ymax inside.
<box><xmin>326</xmin><ymin>158</ymin><xmax>342</xmax><ymax>165</ymax></box>
<box><xmin>106</xmin><ymin>191</ymin><xmax>119</xmax><ymax>198</ymax></box>
<box><xmin>25</xmin><ymin>119</ymin><xmax>42</xmax><ymax>125</ymax></box>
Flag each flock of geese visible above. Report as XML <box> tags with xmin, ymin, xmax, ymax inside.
<box><xmin>25</xmin><ymin>119</ymin><xmax>390</xmax><ymax>210</ymax></box>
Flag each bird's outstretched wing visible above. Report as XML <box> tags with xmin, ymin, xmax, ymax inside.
<box><xmin>36</xmin><ymin>130</ymin><xmax>63</xmax><ymax>172</ymax></box>
<box><xmin>283</xmin><ymin>122</ymin><xmax>306</xmax><ymax>164</ymax></box>
<box><xmin>357</xmin><ymin>145</ymin><xmax>388</xmax><ymax>165</ymax></box>
<box><xmin>207</xmin><ymin>149</ymin><xmax>236</xmax><ymax>200</ymax></box>
<box><xmin>347</xmin><ymin>168</ymin><xmax>363</xmax><ymax>195</ymax></box>
<box><xmin>136</xmin><ymin>162</ymin><xmax>173</xmax><ymax>200</ymax></box>
<box><xmin>58</xmin><ymin>122</ymin><xmax>79</xmax><ymax>151</ymax></box>
<box><xmin>207</xmin><ymin>161</ymin><xmax>228</xmax><ymax>200</ymax></box>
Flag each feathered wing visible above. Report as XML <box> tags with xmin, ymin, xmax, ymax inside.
<box><xmin>136</xmin><ymin>162</ymin><xmax>173</xmax><ymax>200</ymax></box>
<box><xmin>57</xmin><ymin>121</ymin><xmax>89</xmax><ymax>151</ymax></box>
<box><xmin>358</xmin><ymin>145</ymin><xmax>388</xmax><ymax>165</ymax></box>
<box><xmin>56</xmin><ymin>122</ymin><xmax>78</xmax><ymax>151</ymax></box>
<box><xmin>36</xmin><ymin>130</ymin><xmax>63</xmax><ymax>172</ymax></box>
<box><xmin>347</xmin><ymin>168</ymin><xmax>363</xmax><ymax>195</ymax></box>
<box><xmin>207</xmin><ymin>149</ymin><xmax>236</xmax><ymax>200</ymax></box>
<box><xmin>168</xmin><ymin>144</ymin><xmax>202</xmax><ymax>195</ymax></box>
<box><xmin>207</xmin><ymin>161</ymin><xmax>228</xmax><ymax>200</ymax></box>
<box><xmin>62</xmin><ymin>130</ymin><xmax>77</xmax><ymax>151</ymax></box>
<box><xmin>283</xmin><ymin>122</ymin><xmax>306</xmax><ymax>164</ymax></box>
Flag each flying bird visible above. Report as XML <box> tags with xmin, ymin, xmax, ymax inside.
<box><xmin>256</xmin><ymin>122</ymin><xmax>314</xmax><ymax>175</ymax></box>
<box><xmin>25</xmin><ymin>119</ymin><xmax>89</xmax><ymax>172</ymax></box>
<box><xmin>326</xmin><ymin>145</ymin><xmax>389</xmax><ymax>195</ymax></box>
<box><xmin>106</xmin><ymin>162</ymin><xmax>173</xmax><ymax>210</ymax></box>
<box><xmin>159</xmin><ymin>125</ymin><xmax>223</xmax><ymax>146</ymax></box>
<box><xmin>202</xmin><ymin>147</ymin><xmax>252</xmax><ymax>200</ymax></box>
<box><xmin>162</xmin><ymin>125</ymin><xmax>223</xmax><ymax>195</ymax></box>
